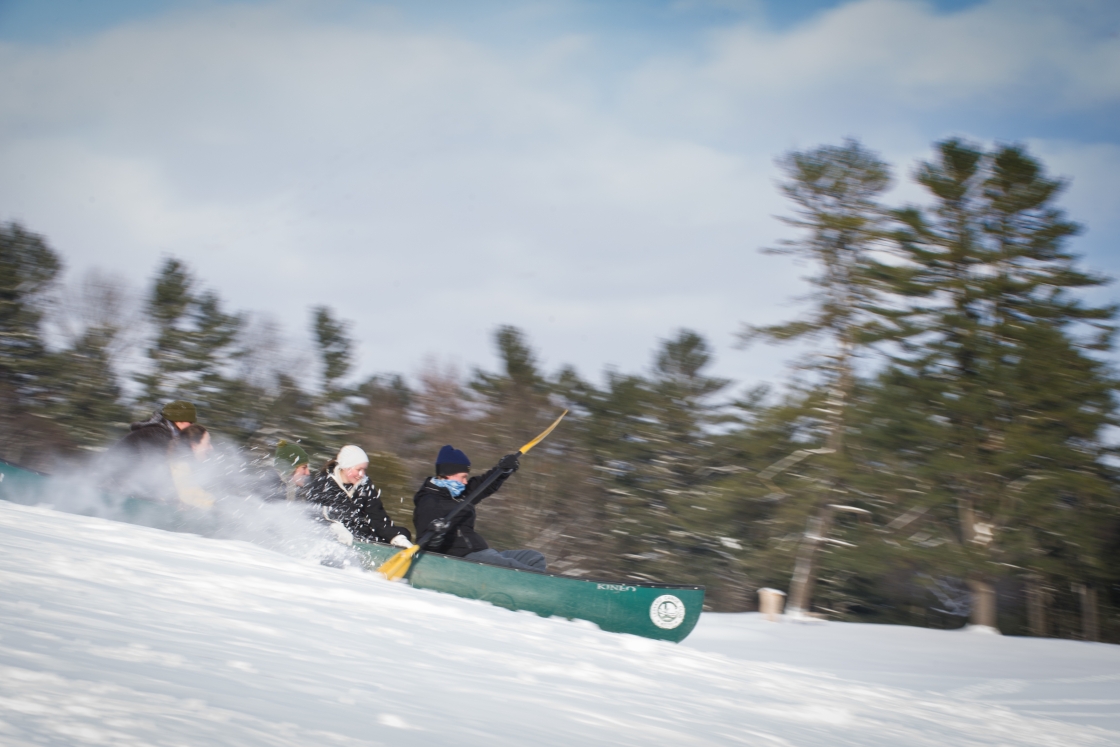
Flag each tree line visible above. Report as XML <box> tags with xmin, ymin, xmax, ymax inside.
<box><xmin>1</xmin><ymin>136</ymin><xmax>1116</xmax><ymax>641</ymax></box>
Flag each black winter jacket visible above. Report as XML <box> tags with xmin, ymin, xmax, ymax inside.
<box><xmin>111</xmin><ymin>412</ymin><xmax>180</xmax><ymax>457</ymax></box>
<box><xmin>412</xmin><ymin>467</ymin><xmax>512</xmax><ymax>557</ymax></box>
<box><xmin>307</xmin><ymin>470</ymin><xmax>410</xmax><ymax>544</ymax></box>
<box><xmin>103</xmin><ymin>412</ymin><xmax>181</xmax><ymax>501</ymax></box>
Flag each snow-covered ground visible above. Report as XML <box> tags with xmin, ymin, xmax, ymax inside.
<box><xmin>688</xmin><ymin>616</ymin><xmax>1120</xmax><ymax>731</ymax></box>
<box><xmin>2</xmin><ymin>500</ymin><xmax>1118</xmax><ymax>747</ymax></box>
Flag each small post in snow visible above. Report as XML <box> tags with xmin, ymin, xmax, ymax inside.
<box><xmin>758</xmin><ymin>588</ymin><xmax>786</xmax><ymax>622</ymax></box>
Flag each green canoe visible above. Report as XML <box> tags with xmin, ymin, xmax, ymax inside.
<box><xmin>353</xmin><ymin>541</ymin><xmax>704</xmax><ymax>642</ymax></box>
<box><xmin>0</xmin><ymin>459</ymin><xmax>184</xmax><ymax>528</ymax></box>
<box><xmin>0</xmin><ymin>459</ymin><xmax>47</xmax><ymax>495</ymax></box>
<box><xmin>0</xmin><ymin>459</ymin><xmax>704</xmax><ymax>642</ymax></box>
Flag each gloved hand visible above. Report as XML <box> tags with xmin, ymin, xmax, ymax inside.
<box><xmin>429</xmin><ymin>518</ymin><xmax>450</xmax><ymax>536</ymax></box>
<box><xmin>390</xmin><ymin>534</ymin><xmax>413</xmax><ymax>549</ymax></box>
<box><xmin>497</xmin><ymin>452</ymin><xmax>521</xmax><ymax>473</ymax></box>
<box><xmin>328</xmin><ymin>522</ymin><xmax>354</xmax><ymax>546</ymax></box>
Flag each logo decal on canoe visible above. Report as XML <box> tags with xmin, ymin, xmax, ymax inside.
<box><xmin>649</xmin><ymin>594</ymin><xmax>686</xmax><ymax>629</ymax></box>
<box><xmin>597</xmin><ymin>583</ymin><xmax>636</xmax><ymax>592</ymax></box>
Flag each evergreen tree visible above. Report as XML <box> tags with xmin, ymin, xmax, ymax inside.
<box><xmin>48</xmin><ymin>325</ymin><xmax>129</xmax><ymax>450</ymax></box>
<box><xmin>306</xmin><ymin>305</ymin><xmax>359</xmax><ymax>456</ymax></box>
<box><xmin>716</xmin><ymin>379</ymin><xmax>887</xmax><ymax>618</ymax></box>
<box><xmin>185</xmin><ymin>289</ymin><xmax>250</xmax><ymax>438</ymax></box>
<box><xmin>581</xmin><ymin>330</ymin><xmax>734</xmax><ymax>591</ymax></box>
<box><xmin>472</xmin><ymin>325</ymin><xmax>547</xmax><ymax>407</ymax></box>
<box><xmin>136</xmin><ymin>258</ymin><xmax>194</xmax><ymax>407</ymax></box>
<box><xmin>887</xmin><ymin>139</ymin><xmax>1119</xmax><ymax>631</ymax></box>
<box><xmin>137</xmin><ymin>259</ymin><xmax>245</xmax><ymax>421</ymax></box>
<box><xmin>0</xmin><ymin>222</ymin><xmax>68</xmax><ymax>466</ymax></box>
<box><xmin>352</xmin><ymin>373</ymin><xmax>413</xmax><ymax>456</ymax></box>
<box><xmin>467</xmin><ymin>326</ymin><xmax>591</xmax><ymax>566</ymax></box>
<box><xmin>0</xmin><ymin>224</ymin><xmax>58</xmax><ymax>378</ymax></box>
<box><xmin>46</xmin><ymin>271</ymin><xmax>134</xmax><ymax>449</ymax></box>
<box><xmin>248</xmin><ymin>371</ymin><xmax>321</xmax><ymax>462</ymax></box>
<box><xmin>312</xmin><ymin>305</ymin><xmax>352</xmax><ymax>400</ymax></box>
<box><xmin>737</xmin><ymin>139</ymin><xmax>899</xmax><ymax>614</ymax></box>
<box><xmin>350</xmin><ymin>374</ymin><xmax>416</xmax><ymax>531</ymax></box>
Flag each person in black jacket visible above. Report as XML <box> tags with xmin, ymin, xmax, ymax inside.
<box><xmin>105</xmin><ymin>400</ymin><xmax>199</xmax><ymax>501</ymax></box>
<box><xmin>412</xmin><ymin>445</ymin><xmax>546</xmax><ymax>572</ymax></box>
<box><xmin>112</xmin><ymin>400</ymin><xmax>198</xmax><ymax>458</ymax></box>
<box><xmin>307</xmin><ymin>445</ymin><xmax>412</xmax><ymax>547</ymax></box>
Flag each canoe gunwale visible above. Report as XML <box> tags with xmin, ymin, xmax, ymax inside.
<box><xmin>354</xmin><ymin>539</ymin><xmax>705</xmax><ymax>591</ymax></box>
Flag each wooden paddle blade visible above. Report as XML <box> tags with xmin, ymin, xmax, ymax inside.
<box><xmin>518</xmin><ymin>409</ymin><xmax>568</xmax><ymax>455</ymax></box>
<box><xmin>378</xmin><ymin>544</ymin><xmax>420</xmax><ymax>581</ymax></box>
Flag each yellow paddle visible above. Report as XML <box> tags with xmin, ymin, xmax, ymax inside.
<box><xmin>378</xmin><ymin>410</ymin><xmax>568</xmax><ymax>581</ymax></box>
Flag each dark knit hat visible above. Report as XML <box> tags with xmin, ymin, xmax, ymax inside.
<box><xmin>436</xmin><ymin>445</ymin><xmax>470</xmax><ymax>475</ymax></box>
<box><xmin>162</xmin><ymin>400</ymin><xmax>197</xmax><ymax>423</ymax></box>
<box><xmin>275</xmin><ymin>440</ymin><xmax>310</xmax><ymax>474</ymax></box>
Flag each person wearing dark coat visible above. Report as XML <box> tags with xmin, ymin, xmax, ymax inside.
<box><xmin>412</xmin><ymin>445</ymin><xmax>546</xmax><ymax>573</ymax></box>
<box><xmin>112</xmin><ymin>400</ymin><xmax>198</xmax><ymax>457</ymax></box>
<box><xmin>105</xmin><ymin>400</ymin><xmax>199</xmax><ymax>501</ymax></box>
<box><xmin>307</xmin><ymin>445</ymin><xmax>412</xmax><ymax>547</ymax></box>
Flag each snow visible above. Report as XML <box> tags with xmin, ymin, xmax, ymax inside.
<box><xmin>2</xmin><ymin>500</ymin><xmax>1118</xmax><ymax>746</ymax></box>
<box><xmin>687</xmin><ymin>615</ymin><xmax>1120</xmax><ymax>730</ymax></box>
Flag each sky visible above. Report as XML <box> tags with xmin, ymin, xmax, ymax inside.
<box><xmin>1</xmin><ymin>0</ymin><xmax>1118</xmax><ymax>392</ymax></box>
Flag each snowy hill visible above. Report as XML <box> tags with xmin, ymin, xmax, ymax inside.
<box><xmin>2</xmin><ymin>500</ymin><xmax>1118</xmax><ymax>746</ymax></box>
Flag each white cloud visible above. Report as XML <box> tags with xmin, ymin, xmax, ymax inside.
<box><xmin>624</xmin><ymin>0</ymin><xmax>1120</xmax><ymax>141</ymax></box>
<box><xmin>0</xmin><ymin>0</ymin><xmax>1115</xmax><ymax>388</ymax></box>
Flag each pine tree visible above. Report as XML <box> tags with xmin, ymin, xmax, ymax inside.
<box><xmin>136</xmin><ymin>258</ymin><xmax>194</xmax><ymax>407</ymax></box>
<box><xmin>0</xmin><ymin>222</ymin><xmax>68</xmax><ymax>466</ymax></box>
<box><xmin>350</xmin><ymin>374</ymin><xmax>416</xmax><ymax>531</ymax></box>
<box><xmin>352</xmin><ymin>373</ymin><xmax>413</xmax><ymax>456</ymax></box>
<box><xmin>135</xmin><ymin>258</ymin><xmax>272</xmax><ymax>445</ymax></box>
<box><xmin>467</xmin><ymin>326</ymin><xmax>593</xmax><ymax>567</ymax></box>
<box><xmin>312</xmin><ymin>305</ymin><xmax>352</xmax><ymax>401</ymax></box>
<box><xmin>572</xmin><ymin>367</ymin><xmax>655</xmax><ymax>577</ymax></box>
<box><xmin>472</xmin><ymin>325</ymin><xmax>547</xmax><ymax>408</ymax></box>
<box><xmin>888</xmin><ymin>139</ymin><xmax>1119</xmax><ymax>632</ymax></box>
<box><xmin>183</xmin><ymin>289</ymin><xmax>250</xmax><ymax>438</ymax></box>
<box><xmin>581</xmin><ymin>330</ymin><xmax>733</xmax><ymax>590</ymax></box>
<box><xmin>48</xmin><ymin>326</ymin><xmax>129</xmax><ymax>450</ymax></box>
<box><xmin>46</xmin><ymin>271</ymin><xmax>134</xmax><ymax>449</ymax></box>
<box><xmin>738</xmin><ymin>139</ymin><xmax>899</xmax><ymax>614</ymax></box>
<box><xmin>307</xmin><ymin>305</ymin><xmax>358</xmax><ymax>455</ymax></box>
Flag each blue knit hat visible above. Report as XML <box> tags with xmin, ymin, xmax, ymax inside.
<box><xmin>436</xmin><ymin>445</ymin><xmax>470</xmax><ymax>475</ymax></box>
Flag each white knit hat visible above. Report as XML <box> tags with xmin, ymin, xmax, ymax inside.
<box><xmin>336</xmin><ymin>445</ymin><xmax>369</xmax><ymax>470</ymax></box>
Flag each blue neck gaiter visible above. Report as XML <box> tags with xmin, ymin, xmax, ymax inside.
<box><xmin>431</xmin><ymin>478</ymin><xmax>466</xmax><ymax>497</ymax></box>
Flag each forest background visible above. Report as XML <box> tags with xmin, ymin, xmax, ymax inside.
<box><xmin>2</xmin><ymin>136</ymin><xmax>1118</xmax><ymax>644</ymax></box>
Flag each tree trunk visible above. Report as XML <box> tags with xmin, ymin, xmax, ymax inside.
<box><xmin>1026</xmin><ymin>575</ymin><xmax>1047</xmax><ymax>637</ymax></box>
<box><xmin>1074</xmin><ymin>583</ymin><xmax>1100</xmax><ymax>642</ymax></box>
<box><xmin>787</xmin><ymin>507</ymin><xmax>835</xmax><ymax>616</ymax></box>
<box><xmin>968</xmin><ymin>578</ymin><xmax>998</xmax><ymax>631</ymax></box>
<box><xmin>957</xmin><ymin>496</ymin><xmax>977</xmax><ymax>544</ymax></box>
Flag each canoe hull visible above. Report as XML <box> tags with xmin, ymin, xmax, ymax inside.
<box><xmin>0</xmin><ymin>459</ymin><xmax>185</xmax><ymax>527</ymax></box>
<box><xmin>354</xmin><ymin>541</ymin><xmax>704</xmax><ymax>643</ymax></box>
